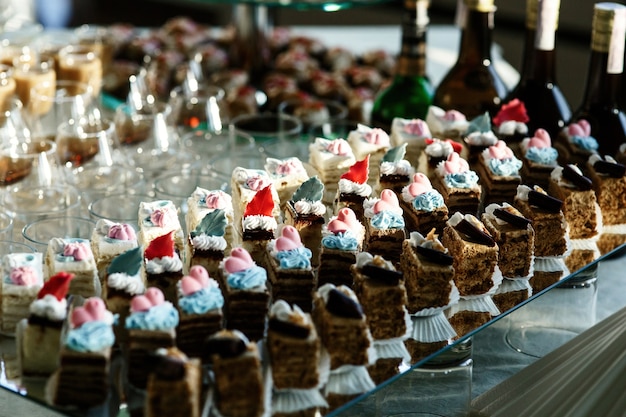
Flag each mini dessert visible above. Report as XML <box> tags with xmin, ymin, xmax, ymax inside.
<box><xmin>185</xmin><ymin>188</ymin><xmax>232</xmax><ymax>277</ymax></box>
<box><xmin>530</xmin><ymin>257</ymin><xmax>570</xmax><ymax>293</ymax></box>
<box><xmin>587</xmin><ymin>155</ymin><xmax>626</xmax><ymax>254</ymax></box>
<box><xmin>513</xmin><ymin>185</ymin><xmax>568</xmax><ymax>258</ymax></box>
<box><xmin>307</xmin><ymin>68</ymin><xmax>350</xmax><ymax>103</ymax></box>
<box><xmin>421</xmin><ymin>138</ymin><xmax>465</xmax><ymax>180</ymax></box>
<box><xmin>481</xmin><ymin>203</ymin><xmax>535</xmax><ymax>279</ymax></box>
<box><xmin>46</xmin><ymin>238</ymin><xmax>100</xmax><ymax>298</ymax></box>
<box><xmin>347</xmin><ymin>124</ymin><xmax>391</xmax><ymax>184</ymax></box>
<box><xmin>274</xmin><ymin>46</ymin><xmax>319</xmax><ymax>84</ymax></box>
<box><xmin>492</xmin><ymin>98</ymin><xmax>530</xmax><ymax>154</ymax></box>
<box><xmin>308</xmin><ymin>137</ymin><xmax>357</xmax><ymax>204</ymax></box>
<box><xmin>230</xmin><ymin>167</ymin><xmax>282</xmax><ymax>232</ymax></box>
<box><xmin>475</xmin><ymin>140</ymin><xmax>523</xmax><ymax>206</ymax></box>
<box><xmin>1</xmin><ymin>252</ymin><xmax>44</xmax><ymax>334</ymax></box>
<box><xmin>555</xmin><ymin>119</ymin><xmax>599</xmax><ymax>169</ymax></box>
<box><xmin>362</xmin><ymin>189</ymin><xmax>406</xmax><ymax>263</ymax></box>
<box><xmin>125</xmin><ymin>287</ymin><xmax>179</xmax><ymax>389</ymax></box>
<box><xmin>137</xmin><ymin>200</ymin><xmax>185</xmax><ymax>255</ymax></box>
<box><xmin>345</xmin><ymin>86</ymin><xmax>375</xmax><ymax>124</ymax></box>
<box><xmin>519</xmin><ymin>128</ymin><xmax>559</xmax><ymax>190</ymax></box>
<box><xmin>17</xmin><ymin>272</ymin><xmax>73</xmax><ymax>377</ymax></box>
<box><xmin>241</xmin><ymin>185</ymin><xmax>279</xmax><ymax>266</ymax></box>
<box><xmin>262</xmin><ymin>71</ymin><xmax>300</xmax><ymax>111</ymax></box>
<box><xmin>90</xmin><ymin>220</ymin><xmax>138</xmax><ymax>287</ymax></box>
<box><xmin>361</xmin><ymin>48</ymin><xmax>396</xmax><ymax>77</ymax></box>
<box><xmin>334</xmin><ymin>156</ymin><xmax>372</xmax><ymax>222</ymax></box>
<box><xmin>264</xmin><ymin>156</ymin><xmax>310</xmax><ymax>210</ymax></box>
<box><xmin>144</xmin><ymin>348</ymin><xmax>202</xmax><ymax>417</ymax></box>
<box><xmin>432</xmin><ymin>152</ymin><xmax>481</xmax><ymax>216</ymax></box>
<box><xmin>378</xmin><ymin>143</ymin><xmax>416</xmax><ymax>195</ymax></box>
<box><xmin>351</xmin><ymin>252</ymin><xmax>410</xmax><ymax>384</ymax></box>
<box><xmin>463</xmin><ymin>112</ymin><xmax>498</xmax><ymax>169</ymax></box>
<box><xmin>492</xmin><ymin>278</ymin><xmax>532</xmax><ymax>314</ymax></box>
<box><xmin>425</xmin><ymin>106</ymin><xmax>469</xmax><ymax>142</ymax></box>
<box><xmin>548</xmin><ymin>164</ymin><xmax>601</xmax><ymax>272</ymax></box>
<box><xmin>266</xmin><ymin>225</ymin><xmax>316</xmax><ymax>312</ymax></box>
<box><xmin>390</xmin><ymin>117</ymin><xmax>431</xmax><ymax>167</ymax></box>
<box><xmin>400</xmin><ymin>231</ymin><xmax>458</xmax><ymax>362</ymax></box>
<box><xmin>445</xmin><ymin>296</ymin><xmax>500</xmax><ymax>338</ymax></box>
<box><xmin>176</xmin><ymin>265</ymin><xmax>224</xmax><ymax>362</ymax></box>
<box><xmin>220</xmin><ymin>247</ymin><xmax>270</xmax><ymax>341</ymax></box>
<box><xmin>441</xmin><ymin>212</ymin><xmax>500</xmax><ymax>297</ymax></box>
<box><xmin>206</xmin><ymin>329</ymin><xmax>265</xmax><ymax>417</ymax></box>
<box><xmin>267</xmin><ymin>300</ymin><xmax>327</xmax><ymax>416</ymax></box>
<box><xmin>47</xmin><ymin>297</ymin><xmax>115</xmax><ymax>408</ymax></box>
<box><xmin>400</xmin><ymin>172</ymin><xmax>449</xmax><ymax>235</ymax></box>
<box><xmin>311</xmin><ymin>283</ymin><xmax>375</xmax><ymax>412</ymax></box>
<box><xmin>324</xmin><ymin>46</ymin><xmax>355</xmax><ymax>72</ymax></box>
<box><xmin>144</xmin><ymin>231</ymin><xmax>184</xmax><ymax>304</ymax></box>
<box><xmin>344</xmin><ymin>64</ymin><xmax>384</xmax><ymax>91</ymax></box>
<box><xmin>281</xmin><ymin>94</ymin><xmax>333</xmax><ymax>129</ymax></box>
<box><xmin>283</xmin><ymin>176</ymin><xmax>326</xmax><ymax>269</ymax></box>
<box><xmin>318</xmin><ymin>207</ymin><xmax>365</xmax><ymax>288</ymax></box>
<box><xmin>226</xmin><ymin>84</ymin><xmax>260</xmax><ymax>118</ymax></box>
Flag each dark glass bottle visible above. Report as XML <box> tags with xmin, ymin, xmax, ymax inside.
<box><xmin>370</xmin><ymin>0</ymin><xmax>434</xmax><ymax>131</ymax></box>
<box><xmin>506</xmin><ymin>0</ymin><xmax>571</xmax><ymax>139</ymax></box>
<box><xmin>433</xmin><ymin>0</ymin><xmax>508</xmax><ymax>119</ymax></box>
<box><xmin>570</xmin><ymin>2</ymin><xmax>626</xmax><ymax>158</ymax></box>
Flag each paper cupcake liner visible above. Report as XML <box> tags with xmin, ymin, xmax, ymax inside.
<box><xmin>412</xmin><ymin>281</ymin><xmax>461</xmax><ymax>317</ymax></box>
<box><xmin>569</xmin><ymin>238</ymin><xmax>601</xmax><ymax>258</ymax></box>
<box><xmin>447</xmin><ymin>295</ymin><xmax>501</xmax><ymax>317</ymax></box>
<box><xmin>325</xmin><ymin>365</ymin><xmax>376</xmax><ymax>396</ymax></box>
<box><xmin>461</xmin><ymin>266</ymin><xmax>504</xmax><ymax>299</ymax></box>
<box><xmin>271</xmin><ymin>388</ymin><xmax>328</xmax><ymax>414</ymax></box>
<box><xmin>409</xmin><ymin>311</ymin><xmax>457</xmax><ymax>343</ymax></box>
<box><xmin>601</xmin><ymin>223</ymin><xmax>626</xmax><ymax>234</ymax></box>
<box><xmin>372</xmin><ymin>338</ymin><xmax>411</xmax><ymax>363</ymax></box>
<box><xmin>494</xmin><ymin>277</ymin><xmax>532</xmax><ymax>297</ymax></box>
<box><xmin>533</xmin><ymin>256</ymin><xmax>568</xmax><ymax>273</ymax></box>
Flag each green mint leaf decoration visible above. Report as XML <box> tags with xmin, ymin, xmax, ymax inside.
<box><xmin>291</xmin><ymin>176</ymin><xmax>324</xmax><ymax>202</ymax></box>
<box><xmin>191</xmin><ymin>209</ymin><xmax>226</xmax><ymax>238</ymax></box>
<box><xmin>108</xmin><ymin>246</ymin><xmax>143</xmax><ymax>275</ymax></box>
<box><xmin>382</xmin><ymin>143</ymin><xmax>407</xmax><ymax>163</ymax></box>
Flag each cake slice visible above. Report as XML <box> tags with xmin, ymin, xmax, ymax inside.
<box><xmin>400</xmin><ymin>172</ymin><xmax>449</xmax><ymax>235</ymax></box>
<box><xmin>90</xmin><ymin>219</ymin><xmax>138</xmax><ymax>288</ymax></box>
<box><xmin>334</xmin><ymin>155</ymin><xmax>372</xmax><ymax>223</ymax></box>
<box><xmin>46</xmin><ymin>238</ymin><xmax>100</xmax><ymax>298</ymax></box>
<box><xmin>137</xmin><ymin>199</ymin><xmax>185</xmax><ymax>255</ymax></box>
<box><xmin>1</xmin><ymin>252</ymin><xmax>44</xmax><ymax>333</ymax></box>
<box><xmin>390</xmin><ymin>117</ymin><xmax>431</xmax><ymax>168</ymax></box>
<box><xmin>264</xmin><ymin>156</ymin><xmax>310</xmax><ymax>210</ymax></box>
<box><xmin>432</xmin><ymin>152</ymin><xmax>481</xmax><ymax>216</ymax></box>
<box><xmin>555</xmin><ymin>119</ymin><xmax>599</xmax><ymax>169</ymax></box>
<box><xmin>346</xmin><ymin>123</ymin><xmax>391</xmax><ymax>184</ymax></box>
<box><xmin>519</xmin><ymin>128</ymin><xmax>559</xmax><ymax>190</ymax></box>
<box><xmin>425</xmin><ymin>105</ymin><xmax>469</xmax><ymax>142</ymax></box>
<box><xmin>308</xmin><ymin>137</ymin><xmax>356</xmax><ymax>204</ymax></box>
<box><xmin>362</xmin><ymin>188</ymin><xmax>406</xmax><ymax>263</ymax></box>
<box><xmin>241</xmin><ymin>185</ymin><xmax>279</xmax><ymax>267</ymax></box>
<box><xmin>474</xmin><ymin>140</ymin><xmax>523</xmax><ymax>206</ymax></box>
<box><xmin>144</xmin><ymin>231</ymin><xmax>184</xmax><ymax>304</ymax></box>
<box><xmin>378</xmin><ymin>143</ymin><xmax>416</xmax><ymax>196</ymax></box>
<box><xmin>230</xmin><ymin>167</ymin><xmax>282</xmax><ymax>233</ymax></box>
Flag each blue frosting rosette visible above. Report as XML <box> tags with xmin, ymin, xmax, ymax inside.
<box><xmin>125</xmin><ymin>302</ymin><xmax>180</xmax><ymax>330</ymax></box>
<box><xmin>571</xmin><ymin>135</ymin><xmax>598</xmax><ymax>152</ymax></box>
<box><xmin>444</xmin><ymin>171</ymin><xmax>479</xmax><ymax>189</ymax></box>
<box><xmin>179</xmin><ymin>286</ymin><xmax>224</xmax><ymax>315</ymax></box>
<box><xmin>525</xmin><ymin>147</ymin><xmax>558</xmax><ymax>165</ymax></box>
<box><xmin>227</xmin><ymin>265</ymin><xmax>267</xmax><ymax>290</ymax></box>
<box><xmin>322</xmin><ymin>230</ymin><xmax>359</xmax><ymax>251</ymax></box>
<box><xmin>66</xmin><ymin>321</ymin><xmax>115</xmax><ymax>353</ymax></box>
<box><xmin>412</xmin><ymin>190</ymin><xmax>445</xmax><ymax>212</ymax></box>
<box><xmin>276</xmin><ymin>246</ymin><xmax>312</xmax><ymax>269</ymax></box>
<box><xmin>488</xmin><ymin>157</ymin><xmax>523</xmax><ymax>177</ymax></box>
<box><xmin>371</xmin><ymin>211</ymin><xmax>405</xmax><ymax>229</ymax></box>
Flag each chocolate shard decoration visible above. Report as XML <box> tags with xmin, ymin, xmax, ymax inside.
<box><xmin>594</xmin><ymin>159</ymin><xmax>626</xmax><ymax>178</ymax></box>
<box><xmin>414</xmin><ymin>245</ymin><xmax>454</xmax><ymax>266</ymax></box>
<box><xmin>454</xmin><ymin>219</ymin><xmax>496</xmax><ymax>247</ymax></box>
<box><xmin>152</xmin><ymin>354</ymin><xmax>186</xmax><ymax>381</ymax></box>
<box><xmin>528</xmin><ymin>190</ymin><xmax>563</xmax><ymax>213</ymax></box>
<box><xmin>361</xmin><ymin>264</ymin><xmax>403</xmax><ymax>285</ymax></box>
<box><xmin>493</xmin><ymin>208</ymin><xmax>532</xmax><ymax>229</ymax></box>
<box><xmin>326</xmin><ymin>288</ymin><xmax>363</xmax><ymax>319</ymax></box>
<box><xmin>562</xmin><ymin>165</ymin><xmax>592</xmax><ymax>190</ymax></box>
<box><xmin>205</xmin><ymin>334</ymin><xmax>247</xmax><ymax>359</ymax></box>
<box><xmin>268</xmin><ymin>317</ymin><xmax>311</xmax><ymax>339</ymax></box>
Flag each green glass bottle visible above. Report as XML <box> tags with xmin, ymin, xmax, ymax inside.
<box><xmin>370</xmin><ymin>0</ymin><xmax>434</xmax><ymax>132</ymax></box>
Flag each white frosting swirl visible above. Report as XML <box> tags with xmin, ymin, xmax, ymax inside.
<box><xmin>191</xmin><ymin>235</ymin><xmax>227</xmax><ymax>251</ymax></box>
<box><xmin>338</xmin><ymin>178</ymin><xmax>372</xmax><ymax>197</ymax></box>
<box><xmin>145</xmin><ymin>255</ymin><xmax>183</xmax><ymax>274</ymax></box>
<box><xmin>294</xmin><ymin>200</ymin><xmax>327</xmax><ymax>216</ymax></box>
<box><xmin>380</xmin><ymin>160</ymin><xmax>415</xmax><ymax>176</ymax></box>
<box><xmin>355</xmin><ymin>251</ymin><xmax>395</xmax><ymax>270</ymax></box>
<box><xmin>29</xmin><ymin>294</ymin><xmax>68</xmax><ymax>321</ymax></box>
<box><xmin>465</xmin><ymin>131</ymin><xmax>498</xmax><ymax>146</ymax></box>
<box><xmin>497</xmin><ymin>120</ymin><xmax>528</xmax><ymax>136</ymax></box>
<box><xmin>425</xmin><ymin>140</ymin><xmax>454</xmax><ymax>158</ymax></box>
<box><xmin>270</xmin><ymin>299</ymin><xmax>311</xmax><ymax>326</ymax></box>
<box><xmin>243</xmin><ymin>215</ymin><xmax>278</xmax><ymax>231</ymax></box>
<box><xmin>107</xmin><ymin>272</ymin><xmax>145</xmax><ymax>295</ymax></box>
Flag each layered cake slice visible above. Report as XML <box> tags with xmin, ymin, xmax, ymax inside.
<box><xmin>125</xmin><ymin>287</ymin><xmax>179</xmax><ymax>389</ymax></box>
<box><xmin>17</xmin><ymin>272</ymin><xmax>73</xmax><ymax>377</ymax></box>
<box><xmin>47</xmin><ymin>297</ymin><xmax>115</xmax><ymax>408</ymax></box>
<box><xmin>378</xmin><ymin>143</ymin><xmax>416</xmax><ymax>196</ymax></box>
<box><xmin>90</xmin><ymin>219</ymin><xmax>138</xmax><ymax>287</ymax></box>
<box><xmin>555</xmin><ymin>119</ymin><xmax>599</xmax><ymax>169</ymax></box>
<box><xmin>206</xmin><ymin>329</ymin><xmax>265</xmax><ymax>417</ymax></box>
<box><xmin>334</xmin><ymin>155</ymin><xmax>372</xmax><ymax>222</ymax></box>
<box><xmin>138</xmin><ymin>199</ymin><xmax>185</xmax><ymax>255</ymax></box>
<box><xmin>318</xmin><ymin>207</ymin><xmax>365</xmax><ymax>288</ymax></box>
<box><xmin>46</xmin><ymin>238</ymin><xmax>100</xmax><ymax>298</ymax></box>
<box><xmin>481</xmin><ymin>203</ymin><xmax>535</xmax><ymax>279</ymax></box>
<box><xmin>308</xmin><ymin>137</ymin><xmax>356</xmax><ymax>204</ymax></box>
<box><xmin>185</xmin><ymin>187</ymin><xmax>233</xmax><ymax>277</ymax></box>
<box><xmin>587</xmin><ymin>155</ymin><xmax>626</xmax><ymax>254</ymax></box>
<box><xmin>362</xmin><ymin>188</ymin><xmax>406</xmax><ymax>263</ymax></box>
<box><xmin>266</xmin><ymin>225</ymin><xmax>316</xmax><ymax>312</ymax></box>
<box><xmin>144</xmin><ymin>231</ymin><xmax>184</xmax><ymax>304</ymax></box>
<box><xmin>519</xmin><ymin>128</ymin><xmax>559</xmax><ymax>190</ymax></box>
<box><xmin>267</xmin><ymin>300</ymin><xmax>327</xmax><ymax>417</ymax></box>
<box><xmin>283</xmin><ymin>176</ymin><xmax>327</xmax><ymax>268</ymax></box>
<box><xmin>425</xmin><ymin>105</ymin><xmax>469</xmax><ymax>142</ymax></box>
<box><xmin>241</xmin><ymin>185</ymin><xmax>279</xmax><ymax>267</ymax></box>
<box><xmin>475</xmin><ymin>140</ymin><xmax>523</xmax><ymax>206</ymax></box>
<box><xmin>176</xmin><ymin>265</ymin><xmax>224</xmax><ymax>362</ymax></box>
<box><xmin>548</xmin><ymin>164</ymin><xmax>601</xmax><ymax>272</ymax></box>
<box><xmin>390</xmin><ymin>117</ymin><xmax>431</xmax><ymax>168</ymax></box>
<box><xmin>264</xmin><ymin>156</ymin><xmax>310</xmax><ymax>210</ymax></box>
<box><xmin>351</xmin><ymin>252</ymin><xmax>410</xmax><ymax>384</ymax></box>
<box><xmin>432</xmin><ymin>152</ymin><xmax>481</xmax><ymax>216</ymax></box>
<box><xmin>230</xmin><ymin>167</ymin><xmax>283</xmax><ymax>233</ymax></box>
<box><xmin>1</xmin><ymin>252</ymin><xmax>44</xmax><ymax>334</ymax></box>
<box><xmin>220</xmin><ymin>247</ymin><xmax>270</xmax><ymax>341</ymax></box>
<box><xmin>400</xmin><ymin>172</ymin><xmax>449</xmax><ymax>235</ymax></box>
<box><xmin>346</xmin><ymin>123</ymin><xmax>391</xmax><ymax>184</ymax></box>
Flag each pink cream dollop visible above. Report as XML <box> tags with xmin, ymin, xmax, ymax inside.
<box><xmin>9</xmin><ymin>266</ymin><xmax>39</xmax><ymax>286</ymax></box>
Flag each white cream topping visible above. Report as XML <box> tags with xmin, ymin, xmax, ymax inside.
<box><xmin>425</xmin><ymin>140</ymin><xmax>454</xmax><ymax>158</ymax></box>
<box><xmin>191</xmin><ymin>235</ymin><xmax>227</xmax><ymax>251</ymax></box>
<box><xmin>294</xmin><ymin>200</ymin><xmax>327</xmax><ymax>216</ymax></box>
<box><xmin>145</xmin><ymin>254</ymin><xmax>183</xmax><ymax>274</ymax></box>
<box><xmin>465</xmin><ymin>131</ymin><xmax>498</xmax><ymax>146</ymax></box>
<box><xmin>380</xmin><ymin>160</ymin><xmax>414</xmax><ymax>176</ymax></box>
<box><xmin>355</xmin><ymin>251</ymin><xmax>395</xmax><ymax>270</ymax></box>
<box><xmin>242</xmin><ymin>215</ymin><xmax>278</xmax><ymax>231</ymax></box>
<box><xmin>496</xmin><ymin>120</ymin><xmax>528</xmax><ymax>136</ymax></box>
<box><xmin>270</xmin><ymin>299</ymin><xmax>311</xmax><ymax>326</ymax></box>
<box><xmin>338</xmin><ymin>178</ymin><xmax>372</xmax><ymax>197</ymax></box>
<box><xmin>29</xmin><ymin>295</ymin><xmax>67</xmax><ymax>321</ymax></box>
<box><xmin>107</xmin><ymin>272</ymin><xmax>145</xmax><ymax>295</ymax></box>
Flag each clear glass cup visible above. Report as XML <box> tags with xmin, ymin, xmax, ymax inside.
<box><xmin>0</xmin><ymin>139</ymin><xmax>66</xmax><ymax>189</ymax></box>
<box><xmin>230</xmin><ymin>112</ymin><xmax>304</xmax><ymax>160</ymax></box>
<box><xmin>0</xmin><ymin>239</ymin><xmax>36</xmax><ymax>256</ymax></box>
<box><xmin>88</xmin><ymin>193</ymin><xmax>153</xmax><ymax>231</ymax></box>
<box><xmin>206</xmin><ymin>127</ymin><xmax>268</xmax><ymax>178</ymax></box>
<box><xmin>57</xmin><ymin>44</ymin><xmax>103</xmax><ymax>97</ymax></box>
<box><xmin>168</xmin><ymin>84</ymin><xmax>230</xmax><ymax>134</ymax></box>
<box><xmin>308</xmin><ymin>118</ymin><xmax>360</xmax><ymax>141</ymax></box>
<box><xmin>28</xmin><ymin>79</ymin><xmax>94</xmax><ymax>142</ymax></box>
<box><xmin>0</xmin><ymin>95</ymin><xmax>31</xmax><ymax>146</ymax></box>
<box><xmin>0</xmin><ymin>209</ymin><xmax>13</xmax><ymax>240</ymax></box>
<box><xmin>181</xmin><ymin>128</ymin><xmax>257</xmax><ymax>172</ymax></box>
<box><xmin>22</xmin><ymin>215</ymin><xmax>96</xmax><ymax>252</ymax></box>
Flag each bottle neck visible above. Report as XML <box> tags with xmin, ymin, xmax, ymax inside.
<box><xmin>518</xmin><ymin>28</ymin><xmax>558</xmax><ymax>83</ymax></box>
<box><xmin>458</xmin><ymin>8</ymin><xmax>494</xmax><ymax>63</ymax></box>
<box><xmin>396</xmin><ymin>2</ymin><xmax>428</xmax><ymax>77</ymax></box>
<box><xmin>580</xmin><ymin>50</ymin><xmax>623</xmax><ymax>109</ymax></box>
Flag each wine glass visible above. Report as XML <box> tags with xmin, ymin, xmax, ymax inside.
<box><xmin>230</xmin><ymin>112</ymin><xmax>304</xmax><ymax>160</ymax></box>
<box><xmin>22</xmin><ymin>216</ymin><xmax>96</xmax><ymax>253</ymax></box>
